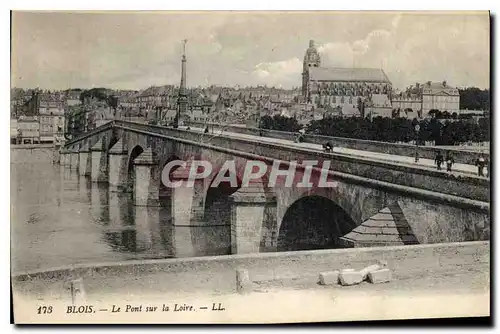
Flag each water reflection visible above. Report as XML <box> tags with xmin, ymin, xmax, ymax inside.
<box><xmin>11</xmin><ymin>149</ymin><xmax>231</xmax><ymax>273</ymax></box>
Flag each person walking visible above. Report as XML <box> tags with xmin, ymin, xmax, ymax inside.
<box><xmin>323</xmin><ymin>142</ymin><xmax>333</xmax><ymax>153</ymax></box>
<box><xmin>435</xmin><ymin>151</ymin><xmax>444</xmax><ymax>171</ymax></box>
<box><xmin>475</xmin><ymin>155</ymin><xmax>486</xmax><ymax>177</ymax></box>
<box><xmin>445</xmin><ymin>153</ymin><xmax>454</xmax><ymax>172</ymax></box>
<box><xmin>414</xmin><ymin>150</ymin><xmax>420</xmax><ymax>163</ymax></box>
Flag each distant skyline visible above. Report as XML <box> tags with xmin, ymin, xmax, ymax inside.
<box><xmin>11</xmin><ymin>11</ymin><xmax>490</xmax><ymax>91</ymax></box>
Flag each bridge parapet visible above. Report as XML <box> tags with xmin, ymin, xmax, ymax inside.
<box><xmin>186</xmin><ymin>121</ymin><xmax>489</xmax><ymax>165</ymax></box>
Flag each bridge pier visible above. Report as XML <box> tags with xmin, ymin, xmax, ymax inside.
<box><xmin>230</xmin><ymin>182</ymin><xmax>277</xmax><ymax>254</ymax></box>
<box><xmin>78</xmin><ymin>144</ymin><xmax>91</xmax><ymax>176</ymax></box>
<box><xmin>69</xmin><ymin>149</ymin><xmax>80</xmax><ymax>170</ymax></box>
<box><xmin>108</xmin><ymin>139</ymin><xmax>129</xmax><ymax>192</ymax></box>
<box><xmin>91</xmin><ymin>139</ymin><xmax>108</xmax><ymax>183</ymax></box>
<box><xmin>61</xmin><ymin>151</ymin><xmax>70</xmax><ymax>167</ymax></box>
<box><xmin>169</xmin><ymin>162</ymin><xmax>206</xmax><ymax>226</ymax></box>
<box><xmin>52</xmin><ymin>148</ymin><xmax>60</xmax><ymax>164</ymax></box>
<box><xmin>133</xmin><ymin>148</ymin><xmax>160</xmax><ymax>206</ymax></box>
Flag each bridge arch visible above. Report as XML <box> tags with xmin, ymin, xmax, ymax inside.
<box><xmin>203</xmin><ymin>169</ymin><xmax>242</xmax><ymax>226</ymax></box>
<box><xmin>277</xmin><ymin>194</ymin><xmax>357</xmax><ymax>251</ymax></box>
<box><xmin>126</xmin><ymin>145</ymin><xmax>145</xmax><ymax>193</ymax></box>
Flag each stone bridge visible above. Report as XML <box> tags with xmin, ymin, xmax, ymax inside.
<box><xmin>61</xmin><ymin>120</ymin><xmax>490</xmax><ymax>255</ymax></box>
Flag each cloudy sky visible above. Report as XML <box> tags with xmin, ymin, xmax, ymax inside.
<box><xmin>11</xmin><ymin>11</ymin><xmax>490</xmax><ymax>91</ymax></box>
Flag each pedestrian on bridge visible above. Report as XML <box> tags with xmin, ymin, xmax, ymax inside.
<box><xmin>323</xmin><ymin>142</ymin><xmax>333</xmax><ymax>153</ymax></box>
<box><xmin>445</xmin><ymin>153</ymin><xmax>454</xmax><ymax>173</ymax></box>
<box><xmin>435</xmin><ymin>151</ymin><xmax>444</xmax><ymax>171</ymax></box>
<box><xmin>296</xmin><ymin>133</ymin><xmax>304</xmax><ymax>143</ymax></box>
<box><xmin>475</xmin><ymin>155</ymin><xmax>486</xmax><ymax>177</ymax></box>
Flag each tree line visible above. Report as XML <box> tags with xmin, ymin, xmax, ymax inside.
<box><xmin>259</xmin><ymin>115</ymin><xmax>490</xmax><ymax>145</ymax></box>
<box><xmin>459</xmin><ymin>87</ymin><xmax>490</xmax><ymax>111</ymax></box>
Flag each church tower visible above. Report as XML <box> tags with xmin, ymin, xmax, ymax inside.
<box><xmin>302</xmin><ymin>40</ymin><xmax>321</xmax><ymax>101</ymax></box>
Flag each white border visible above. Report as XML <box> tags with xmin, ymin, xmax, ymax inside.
<box><xmin>1</xmin><ymin>1</ymin><xmax>497</xmax><ymax>332</ymax></box>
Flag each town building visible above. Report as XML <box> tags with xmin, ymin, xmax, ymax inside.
<box><xmin>422</xmin><ymin>81</ymin><xmax>460</xmax><ymax>115</ymax></box>
<box><xmin>17</xmin><ymin>116</ymin><xmax>40</xmax><ymax>144</ymax></box>
<box><xmin>38</xmin><ymin>94</ymin><xmax>65</xmax><ymax>143</ymax></box>
<box><xmin>10</xmin><ymin>119</ymin><xmax>18</xmax><ymax>144</ymax></box>
<box><xmin>391</xmin><ymin>81</ymin><xmax>460</xmax><ymax>118</ymax></box>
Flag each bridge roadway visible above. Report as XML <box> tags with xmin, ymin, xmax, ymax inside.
<box><xmin>187</xmin><ymin>126</ymin><xmax>482</xmax><ymax>177</ymax></box>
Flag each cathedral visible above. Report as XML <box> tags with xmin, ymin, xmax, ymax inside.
<box><xmin>301</xmin><ymin>40</ymin><xmax>393</xmax><ymax>114</ymax></box>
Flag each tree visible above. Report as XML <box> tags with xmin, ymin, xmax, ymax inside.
<box><xmin>418</xmin><ymin>119</ymin><xmax>432</xmax><ymax>144</ymax></box>
<box><xmin>478</xmin><ymin>117</ymin><xmax>490</xmax><ymax>142</ymax></box>
<box><xmin>459</xmin><ymin>87</ymin><xmax>490</xmax><ymax>111</ymax></box>
<box><xmin>429</xmin><ymin>118</ymin><xmax>443</xmax><ymax>144</ymax></box>
<box><xmin>428</xmin><ymin>109</ymin><xmax>439</xmax><ymax>118</ymax></box>
<box><xmin>259</xmin><ymin>115</ymin><xmax>302</xmax><ymax>132</ymax></box>
<box><xmin>357</xmin><ymin>97</ymin><xmax>365</xmax><ymax>117</ymax></box>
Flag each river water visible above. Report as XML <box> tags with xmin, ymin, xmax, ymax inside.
<box><xmin>11</xmin><ymin>148</ymin><xmax>230</xmax><ymax>273</ymax></box>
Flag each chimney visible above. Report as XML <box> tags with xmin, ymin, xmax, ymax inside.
<box><xmin>309</xmin><ymin>40</ymin><xmax>315</xmax><ymax>48</ymax></box>
<box><xmin>442</xmin><ymin>80</ymin><xmax>447</xmax><ymax>87</ymax></box>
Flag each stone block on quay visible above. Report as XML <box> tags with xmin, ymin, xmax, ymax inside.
<box><xmin>367</xmin><ymin>269</ymin><xmax>392</xmax><ymax>284</ymax></box>
<box><xmin>236</xmin><ymin>268</ymin><xmax>254</xmax><ymax>294</ymax></box>
<box><xmin>339</xmin><ymin>270</ymin><xmax>363</xmax><ymax>286</ymax></box>
<box><xmin>318</xmin><ymin>270</ymin><xmax>340</xmax><ymax>285</ymax></box>
<box><xmin>359</xmin><ymin>264</ymin><xmax>384</xmax><ymax>281</ymax></box>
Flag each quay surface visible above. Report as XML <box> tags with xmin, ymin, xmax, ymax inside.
<box><xmin>13</xmin><ymin>241</ymin><xmax>490</xmax><ymax>323</ymax></box>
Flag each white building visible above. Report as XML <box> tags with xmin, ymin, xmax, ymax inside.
<box><xmin>10</xmin><ymin>119</ymin><xmax>18</xmax><ymax>143</ymax></box>
<box><xmin>391</xmin><ymin>81</ymin><xmax>460</xmax><ymax>118</ymax></box>
<box><xmin>391</xmin><ymin>95</ymin><xmax>423</xmax><ymax>115</ymax></box>
<box><xmin>18</xmin><ymin>116</ymin><xmax>40</xmax><ymax>144</ymax></box>
<box><xmin>422</xmin><ymin>81</ymin><xmax>460</xmax><ymax>115</ymax></box>
<box><xmin>38</xmin><ymin>96</ymin><xmax>65</xmax><ymax>143</ymax></box>
<box><xmin>67</xmin><ymin>99</ymin><xmax>81</xmax><ymax>106</ymax></box>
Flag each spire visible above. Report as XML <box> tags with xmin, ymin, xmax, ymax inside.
<box><xmin>175</xmin><ymin>39</ymin><xmax>188</xmax><ymax>128</ymax></box>
<box><xmin>180</xmin><ymin>39</ymin><xmax>187</xmax><ymax>96</ymax></box>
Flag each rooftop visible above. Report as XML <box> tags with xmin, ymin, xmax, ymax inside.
<box><xmin>423</xmin><ymin>81</ymin><xmax>456</xmax><ymax>90</ymax></box>
<box><xmin>309</xmin><ymin>67</ymin><xmax>391</xmax><ymax>84</ymax></box>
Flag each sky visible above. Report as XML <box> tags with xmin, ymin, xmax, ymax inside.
<box><xmin>11</xmin><ymin>11</ymin><xmax>490</xmax><ymax>91</ymax></box>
